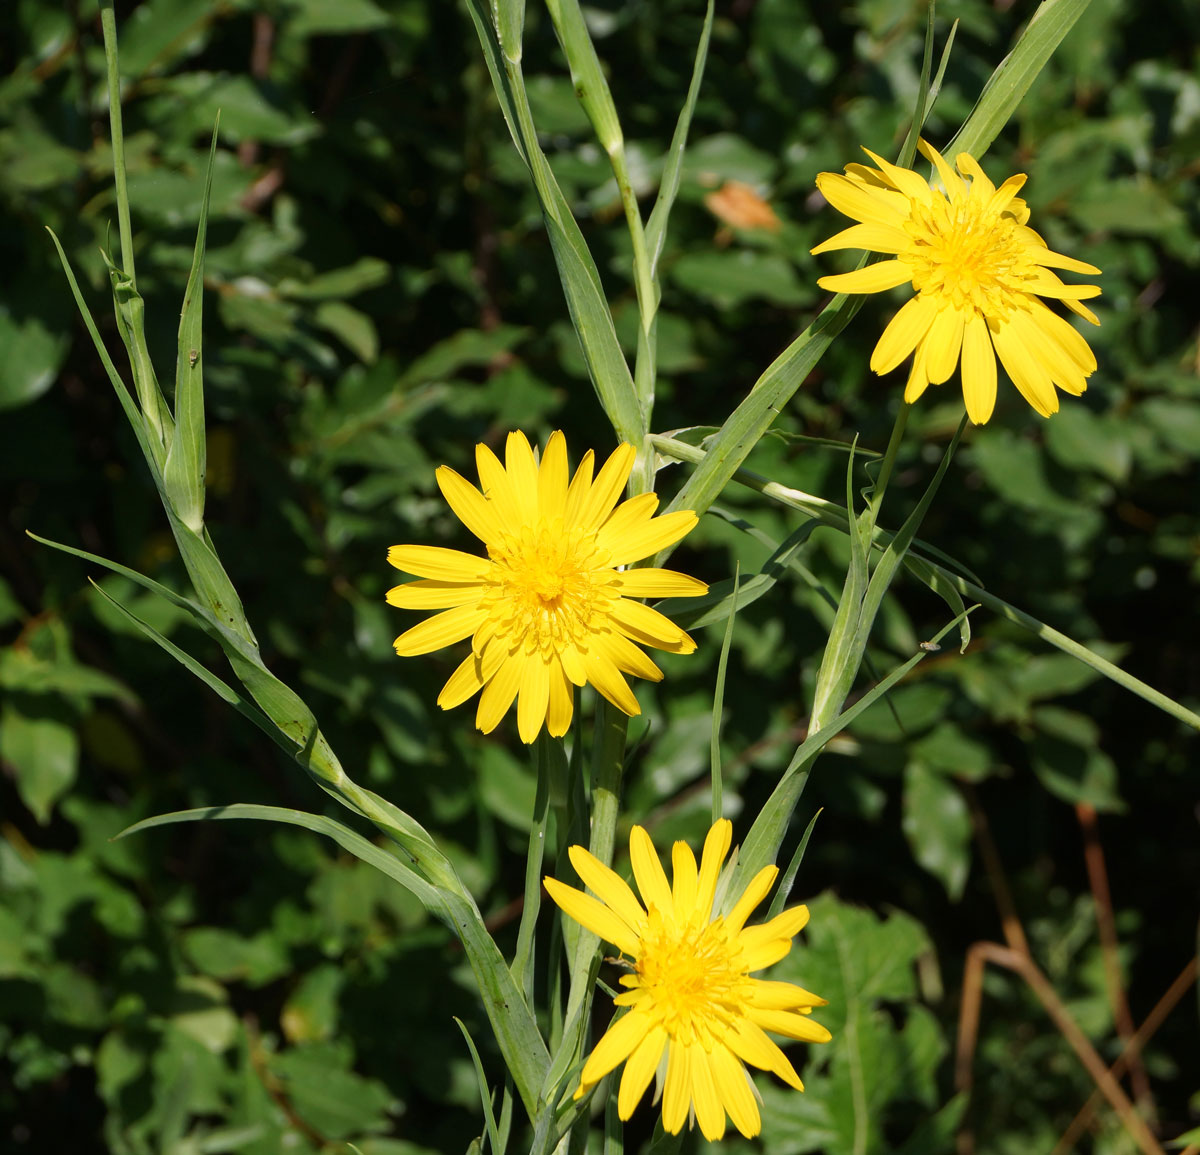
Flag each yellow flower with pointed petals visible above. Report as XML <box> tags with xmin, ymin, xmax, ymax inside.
<box><xmin>386</xmin><ymin>431</ymin><xmax>707</xmax><ymax>744</ymax></box>
<box><xmin>545</xmin><ymin>820</ymin><xmax>830</xmax><ymax>1140</ymax></box>
<box><xmin>812</xmin><ymin>139</ymin><xmax>1101</xmax><ymax>424</ymax></box>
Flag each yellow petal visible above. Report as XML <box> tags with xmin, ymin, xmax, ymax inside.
<box><xmin>436</xmin><ymin>466</ymin><xmax>503</xmax><ymax>544</ymax></box>
<box><xmin>862</xmin><ymin>147</ymin><xmax>934</xmax><ymax>203</ymax></box>
<box><xmin>696</xmin><ymin>819</ymin><xmax>732</xmax><ymax>919</ymax></box>
<box><xmin>918</xmin><ymin>139</ymin><xmax>965</xmax><ymax>201</ymax></box>
<box><xmin>924</xmin><ymin>304</ymin><xmax>966</xmax><ymax>386</ymax></box>
<box><xmin>547</xmin><ymin>659</ymin><xmax>574</xmax><ymax>738</ymax></box>
<box><xmin>517</xmin><ymin>656</ymin><xmax>550</xmax><ymax>744</ymax></box>
<box><xmin>961</xmin><ymin>313</ymin><xmax>998</xmax><ymax>425</ymax></box>
<box><xmin>710</xmin><ymin>1045</ymin><xmax>760</xmax><ymax>1139</ymax></box>
<box><xmin>387</xmin><ymin>544</ymin><xmax>490</xmax><ymax>582</ymax></box>
<box><xmin>610</xmin><ymin>598</ymin><xmax>696</xmax><ymax>654</ymax></box>
<box><xmin>617</xmin><ymin>1026</ymin><xmax>668</xmax><ymax>1120</ymax></box>
<box><xmin>393</xmin><ymin>604</ymin><xmax>488</xmax><ymax>656</ymax></box>
<box><xmin>475</xmin><ymin>650</ymin><xmax>526</xmax><ymax>733</ymax></box>
<box><xmin>437</xmin><ymin>652</ymin><xmax>487</xmax><ymax>710</ymax></box>
<box><xmin>723</xmin><ymin>865</ymin><xmax>777</xmax><ymax>934</ymax></box>
<box><xmin>1027</xmin><ymin>300</ymin><xmax>1098</xmax><ymax>373</ymax></box>
<box><xmin>747</xmin><ymin>1007</ymin><xmax>833</xmax><ymax>1044</ymax></box>
<box><xmin>988</xmin><ymin>172</ymin><xmax>1028</xmax><ymax>217</ymax></box>
<box><xmin>817</xmin><ymin>259</ymin><xmax>913</xmax><ymax>296</ymax></box>
<box><xmin>567</xmin><ymin>844</ymin><xmax>647</xmax><ymax>932</ymax></box>
<box><xmin>596</xmin><ymin>631</ymin><xmax>663</xmax><ymax>683</ymax></box>
<box><xmin>544</xmin><ymin>877</ymin><xmax>641</xmax><ymax>957</ymax></box>
<box><xmin>1023</xmin><ymin>270</ymin><xmax>1102</xmax><ymax>301</ymax></box>
<box><xmin>992</xmin><ymin>314</ymin><xmax>1060</xmax><ymax>417</ymax></box>
<box><xmin>578</xmin><ymin>1008</ymin><xmax>652</xmax><ymax>1086</ymax></box>
<box><xmin>903</xmin><ymin>338</ymin><xmax>932</xmax><ymax>403</ymax></box>
<box><xmin>599</xmin><ymin>510</ymin><xmax>700</xmax><ymax>567</ymax></box>
<box><xmin>629</xmin><ymin>825</ymin><xmax>674</xmax><ymax>919</ymax></box>
<box><xmin>754</xmin><ymin>903</ymin><xmax>811</xmax><ymax>941</ymax></box>
<box><xmin>871</xmin><ymin>294</ymin><xmax>937</xmax><ymax>376</ymax></box>
<box><xmin>578</xmin><ymin>442</ymin><xmax>637</xmax><ymax>529</ymax></box>
<box><xmin>1064</xmin><ymin>297</ymin><xmax>1100</xmax><ymax>325</ymax></box>
<box><xmin>1031</xmin><ymin>247</ymin><xmax>1101</xmax><ymax>276</ymax></box>
<box><xmin>737</xmin><ymin>935</ymin><xmax>793</xmax><ymax>972</ymax></box>
<box><xmin>955</xmin><ymin>150</ymin><xmax>996</xmax><ymax>199</ymax></box>
<box><xmin>504</xmin><ymin>430</ymin><xmax>539</xmax><ymax>525</ymax></box>
<box><xmin>614</xmin><ymin>568</ymin><xmax>708</xmax><ymax>599</ymax></box>
<box><xmin>537</xmin><ymin>430</ymin><xmax>569</xmax><ymax>523</ymax></box>
<box><xmin>689</xmin><ymin>1044</ymin><xmax>726</xmax><ymax>1141</ymax></box>
<box><xmin>815</xmin><ymin>172</ymin><xmax>908</xmax><ymax>226</ymax></box>
<box><xmin>475</xmin><ymin>442</ymin><xmax>522</xmax><ymax>528</ymax></box>
<box><xmin>559</xmin><ymin>642</ymin><xmax>587</xmax><ymax>687</ymax></box>
<box><xmin>386</xmin><ymin>580</ymin><xmax>483</xmax><ymax>610</ymax></box>
<box><xmin>670</xmin><ymin>841</ymin><xmax>699</xmax><ymax>918</ymax></box>
<box><xmin>598</xmin><ymin>491</ymin><xmax>659</xmax><ymax>540</ymax></box>
<box><xmin>810</xmin><ymin>221</ymin><xmax>911</xmax><ymax>256</ymax></box>
<box><xmin>563</xmin><ymin>449</ymin><xmax>596</xmax><ymax>526</ymax></box>
<box><xmin>580</xmin><ymin>650</ymin><xmax>640</xmax><ymax>716</ymax></box>
<box><xmin>746</xmin><ymin>978</ymin><xmax>826</xmax><ymax>1011</ymax></box>
<box><xmin>725</xmin><ymin>1019</ymin><xmax>803</xmax><ymax>1089</ymax></box>
<box><xmin>661</xmin><ymin>1041</ymin><xmax>692</xmax><ymax>1134</ymax></box>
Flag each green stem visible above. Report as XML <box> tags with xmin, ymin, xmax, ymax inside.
<box><xmin>866</xmin><ymin>402</ymin><xmax>910</xmax><ymax>530</ymax></box>
<box><xmin>512</xmin><ymin>732</ymin><xmax>558</xmax><ymax>1004</ymax></box>
<box><xmin>650</xmin><ymin>434</ymin><xmax>1200</xmax><ymax>733</ymax></box>
<box><xmin>610</xmin><ymin>146</ymin><xmax>659</xmax><ymax>415</ymax></box>
<box><xmin>99</xmin><ymin>1</ymin><xmax>135</xmax><ymax>283</ymax></box>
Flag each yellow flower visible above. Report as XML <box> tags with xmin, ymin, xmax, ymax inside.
<box><xmin>386</xmin><ymin>431</ymin><xmax>707</xmax><ymax>744</ymax></box>
<box><xmin>545</xmin><ymin>820</ymin><xmax>830</xmax><ymax>1140</ymax></box>
<box><xmin>812</xmin><ymin>140</ymin><xmax>1102</xmax><ymax>424</ymax></box>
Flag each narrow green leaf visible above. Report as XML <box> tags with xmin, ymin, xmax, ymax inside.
<box><xmin>545</xmin><ymin>0</ymin><xmax>623</xmax><ymax>153</ymax></box>
<box><xmin>45</xmin><ymin>230</ymin><xmax>162</xmax><ymax>483</ymax></box>
<box><xmin>733</xmin><ymin>607</ymin><xmax>976</xmax><ymax>893</ymax></box>
<box><xmin>164</xmin><ymin>118</ymin><xmax>220</xmax><ymax>532</ymax></box>
<box><xmin>463</xmin><ymin>0</ymin><xmax>641</xmax><ymax>442</ymax></box>
<box><xmin>710</xmin><ymin>565</ymin><xmax>739</xmax><ymax>825</ymax></box>
<box><xmin>648</xmin><ymin>437</ymin><xmax>1200</xmax><ymax>732</ymax></box>
<box><xmin>101</xmin><ymin>247</ymin><xmax>174</xmax><ymax>457</ymax></box>
<box><xmin>510</xmin><ymin>733</ymin><xmax>559</xmax><ymax>1004</ymax></box>
<box><xmin>809</xmin><ymin>442</ymin><xmax>872</xmax><ymax>729</ymax></box>
<box><xmin>949</xmin><ymin>0</ymin><xmax>1092</xmax><ymax>161</ymax></box>
<box><xmin>454</xmin><ymin>1017</ymin><xmax>504</xmax><ymax>1155</ymax></box>
<box><xmin>86</xmin><ymin>579</ymin><xmax>294</xmax><ymax>757</ymax></box>
<box><xmin>119</xmin><ymin>804</ymin><xmax>552</xmax><ymax>1118</ymax></box>
<box><xmin>645</xmin><ymin>0</ymin><xmax>714</xmax><ymax>276</ymax></box>
<box><xmin>660</xmin><ymin>293</ymin><xmax>864</xmax><ymax>529</ymax></box>
<box><xmin>766</xmin><ymin>809</ymin><xmax>822</xmax><ymax>920</ymax></box>
<box><xmin>854</xmin><ymin>416</ymin><xmax>968</xmax><ymax>657</ymax></box>
<box><xmin>493</xmin><ymin>0</ymin><xmax>525</xmax><ymax>64</ymax></box>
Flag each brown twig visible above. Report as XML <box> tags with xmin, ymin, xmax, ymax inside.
<box><xmin>1052</xmin><ymin>956</ymin><xmax>1198</xmax><ymax>1154</ymax></box>
<box><xmin>236</xmin><ymin>12</ymin><xmax>276</xmax><ymax>168</ymax></box>
<box><xmin>964</xmin><ymin>784</ymin><xmax>1029</xmax><ymax>956</ymax></box>
<box><xmin>956</xmin><ymin>943</ymin><xmax>1164</xmax><ymax>1155</ymax></box>
<box><xmin>244</xmin><ymin>1014</ymin><xmax>329</xmax><ymax>1146</ymax></box>
<box><xmin>1076</xmin><ymin>801</ymin><xmax>1154</xmax><ymax>1116</ymax></box>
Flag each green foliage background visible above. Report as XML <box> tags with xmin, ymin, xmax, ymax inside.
<box><xmin>1</xmin><ymin>0</ymin><xmax>1197</xmax><ymax>1151</ymax></box>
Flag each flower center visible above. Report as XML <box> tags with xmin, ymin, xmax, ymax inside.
<box><xmin>484</xmin><ymin>522</ymin><xmax>616</xmax><ymax>653</ymax></box>
<box><xmin>902</xmin><ymin>186</ymin><xmax>1032</xmax><ymax>317</ymax></box>
<box><xmin>631</xmin><ymin>910</ymin><xmax>748</xmax><ymax>1046</ymax></box>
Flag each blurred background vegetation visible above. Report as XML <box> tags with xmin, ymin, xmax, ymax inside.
<box><xmin>1</xmin><ymin>0</ymin><xmax>1197</xmax><ymax>1151</ymax></box>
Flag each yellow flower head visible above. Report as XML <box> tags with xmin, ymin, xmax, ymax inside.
<box><xmin>812</xmin><ymin>140</ymin><xmax>1102</xmax><ymax>424</ymax></box>
<box><xmin>545</xmin><ymin>820</ymin><xmax>830</xmax><ymax>1140</ymax></box>
<box><xmin>386</xmin><ymin>431</ymin><xmax>707</xmax><ymax>744</ymax></box>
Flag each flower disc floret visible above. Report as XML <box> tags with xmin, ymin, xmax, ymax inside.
<box><xmin>545</xmin><ymin>820</ymin><xmax>830</xmax><ymax>1140</ymax></box>
<box><xmin>386</xmin><ymin>431</ymin><xmax>707</xmax><ymax>743</ymax></box>
<box><xmin>812</xmin><ymin>139</ymin><xmax>1102</xmax><ymax>424</ymax></box>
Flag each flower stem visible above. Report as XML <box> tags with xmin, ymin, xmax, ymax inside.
<box><xmin>512</xmin><ymin>731</ymin><xmax>559</xmax><ymax>1004</ymax></box>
